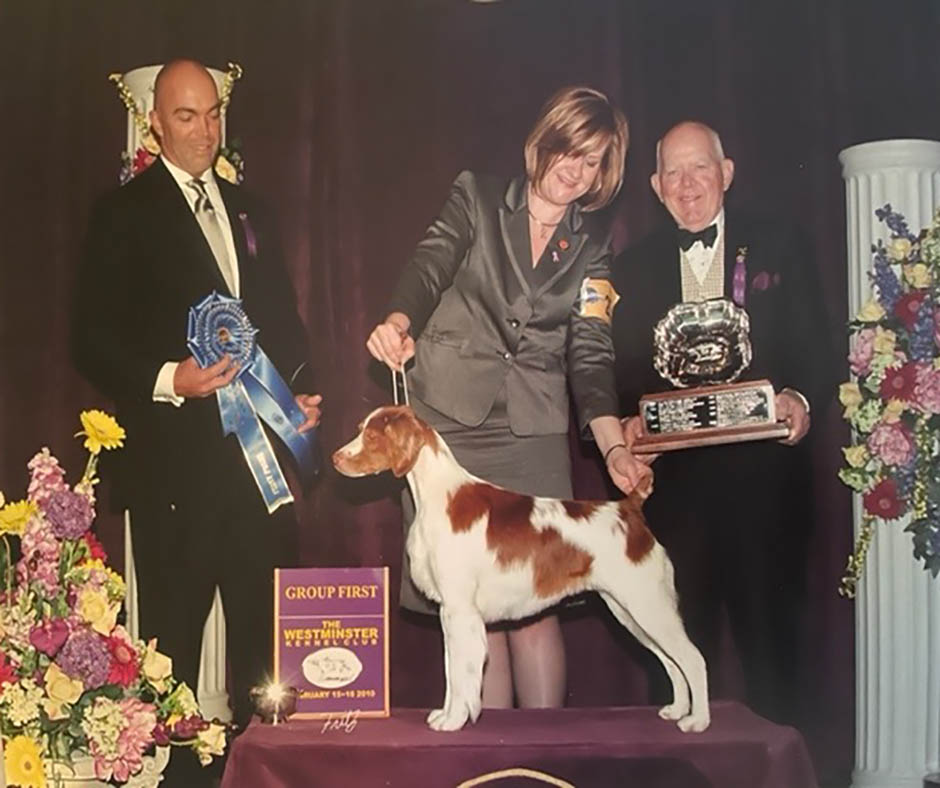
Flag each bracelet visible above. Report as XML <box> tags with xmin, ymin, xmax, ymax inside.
<box><xmin>603</xmin><ymin>443</ymin><xmax>627</xmax><ymax>463</ymax></box>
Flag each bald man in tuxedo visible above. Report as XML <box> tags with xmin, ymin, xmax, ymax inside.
<box><xmin>612</xmin><ymin>121</ymin><xmax>832</xmax><ymax>725</ymax></box>
<box><xmin>73</xmin><ymin>59</ymin><xmax>321</xmax><ymax>780</ymax></box>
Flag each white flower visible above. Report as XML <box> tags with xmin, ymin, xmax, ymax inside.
<box><xmin>82</xmin><ymin>696</ymin><xmax>125</xmax><ymax>754</ymax></box>
<box><xmin>1</xmin><ymin>678</ymin><xmax>43</xmax><ymax>726</ymax></box>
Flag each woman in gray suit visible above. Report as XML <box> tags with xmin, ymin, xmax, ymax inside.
<box><xmin>367</xmin><ymin>86</ymin><xmax>649</xmax><ymax>709</ymax></box>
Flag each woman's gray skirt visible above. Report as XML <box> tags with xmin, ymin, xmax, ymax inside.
<box><xmin>399</xmin><ymin>392</ymin><xmax>573</xmax><ymax>615</ymax></box>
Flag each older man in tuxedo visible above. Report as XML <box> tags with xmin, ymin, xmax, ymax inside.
<box><xmin>72</xmin><ymin>59</ymin><xmax>320</xmax><ymax>776</ymax></box>
<box><xmin>612</xmin><ymin>121</ymin><xmax>831</xmax><ymax>725</ymax></box>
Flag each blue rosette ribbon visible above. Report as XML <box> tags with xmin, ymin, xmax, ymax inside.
<box><xmin>187</xmin><ymin>292</ymin><xmax>319</xmax><ymax>513</ymax></box>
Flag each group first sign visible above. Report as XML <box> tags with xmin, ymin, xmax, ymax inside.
<box><xmin>274</xmin><ymin>567</ymin><xmax>389</xmax><ymax>719</ymax></box>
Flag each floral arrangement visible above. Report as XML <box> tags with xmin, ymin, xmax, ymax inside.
<box><xmin>838</xmin><ymin>205</ymin><xmax>940</xmax><ymax>597</ymax></box>
<box><xmin>118</xmin><ymin>144</ymin><xmax>244</xmax><ymax>187</ymax></box>
<box><xmin>0</xmin><ymin>411</ymin><xmax>226</xmax><ymax>786</ymax></box>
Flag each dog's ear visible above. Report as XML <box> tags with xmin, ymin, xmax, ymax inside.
<box><xmin>385</xmin><ymin>410</ymin><xmax>426</xmax><ymax>477</ymax></box>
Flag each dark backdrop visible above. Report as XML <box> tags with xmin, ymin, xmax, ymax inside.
<box><xmin>4</xmin><ymin>1</ymin><xmax>940</xmax><ymax>784</ymax></box>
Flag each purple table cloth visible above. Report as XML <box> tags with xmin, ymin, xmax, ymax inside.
<box><xmin>221</xmin><ymin>700</ymin><xmax>818</xmax><ymax>788</ymax></box>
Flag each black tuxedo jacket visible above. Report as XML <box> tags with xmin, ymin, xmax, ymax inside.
<box><xmin>612</xmin><ymin>211</ymin><xmax>832</xmax><ymax>422</ymax></box>
<box><xmin>72</xmin><ymin>160</ymin><xmax>309</xmax><ymax>508</ymax></box>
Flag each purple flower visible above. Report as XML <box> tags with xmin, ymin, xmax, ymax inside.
<box><xmin>875</xmin><ymin>203</ymin><xmax>916</xmax><ymax>240</ymax></box>
<box><xmin>41</xmin><ymin>489</ymin><xmax>94</xmax><ymax>540</ymax></box>
<box><xmin>56</xmin><ymin>628</ymin><xmax>110</xmax><ymax>689</ymax></box>
<box><xmin>910</xmin><ymin>296</ymin><xmax>936</xmax><ymax>363</ymax></box>
<box><xmin>29</xmin><ymin>618</ymin><xmax>70</xmax><ymax>657</ymax></box>
<box><xmin>871</xmin><ymin>244</ymin><xmax>902</xmax><ymax>312</ymax></box>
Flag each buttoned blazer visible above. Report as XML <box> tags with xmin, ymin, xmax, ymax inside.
<box><xmin>72</xmin><ymin>160</ymin><xmax>309</xmax><ymax>506</ymax></box>
<box><xmin>611</xmin><ymin>211</ymin><xmax>833</xmax><ymax>420</ymax></box>
<box><xmin>387</xmin><ymin>171</ymin><xmax>619</xmax><ymax>436</ymax></box>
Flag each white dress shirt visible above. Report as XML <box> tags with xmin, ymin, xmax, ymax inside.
<box><xmin>681</xmin><ymin>209</ymin><xmax>724</xmax><ymax>286</ymax></box>
<box><xmin>152</xmin><ymin>156</ymin><xmax>240</xmax><ymax>405</ymax></box>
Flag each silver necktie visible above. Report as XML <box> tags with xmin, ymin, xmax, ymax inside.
<box><xmin>188</xmin><ymin>178</ymin><xmax>236</xmax><ymax>295</ymax></box>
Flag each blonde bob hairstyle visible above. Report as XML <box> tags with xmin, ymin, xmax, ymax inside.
<box><xmin>524</xmin><ymin>86</ymin><xmax>629</xmax><ymax>212</ymax></box>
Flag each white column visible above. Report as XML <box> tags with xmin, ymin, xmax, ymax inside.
<box><xmin>840</xmin><ymin>139</ymin><xmax>940</xmax><ymax>788</ymax></box>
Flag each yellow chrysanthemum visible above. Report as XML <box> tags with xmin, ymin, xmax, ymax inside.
<box><xmin>0</xmin><ymin>499</ymin><xmax>38</xmax><ymax>536</ymax></box>
<box><xmin>105</xmin><ymin>567</ymin><xmax>126</xmax><ymax>598</ymax></box>
<box><xmin>78</xmin><ymin>410</ymin><xmax>125</xmax><ymax>455</ymax></box>
<box><xmin>857</xmin><ymin>299</ymin><xmax>885</xmax><ymax>322</ymax></box>
<box><xmin>4</xmin><ymin>734</ymin><xmax>45</xmax><ymax>788</ymax></box>
<box><xmin>842</xmin><ymin>445</ymin><xmax>869</xmax><ymax>468</ymax></box>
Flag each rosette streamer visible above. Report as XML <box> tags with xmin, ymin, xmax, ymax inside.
<box><xmin>187</xmin><ymin>292</ymin><xmax>319</xmax><ymax>513</ymax></box>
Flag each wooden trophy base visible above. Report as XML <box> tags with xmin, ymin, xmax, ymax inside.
<box><xmin>633</xmin><ymin>379</ymin><xmax>790</xmax><ymax>454</ymax></box>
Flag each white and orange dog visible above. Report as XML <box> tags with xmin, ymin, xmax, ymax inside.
<box><xmin>332</xmin><ymin>405</ymin><xmax>709</xmax><ymax>733</ymax></box>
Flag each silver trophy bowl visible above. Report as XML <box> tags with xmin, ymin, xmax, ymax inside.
<box><xmin>653</xmin><ymin>298</ymin><xmax>752</xmax><ymax>389</ymax></box>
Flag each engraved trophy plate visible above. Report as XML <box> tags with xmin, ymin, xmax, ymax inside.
<box><xmin>634</xmin><ymin>299</ymin><xmax>789</xmax><ymax>453</ymax></box>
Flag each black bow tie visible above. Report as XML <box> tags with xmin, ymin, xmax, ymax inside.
<box><xmin>677</xmin><ymin>224</ymin><xmax>718</xmax><ymax>251</ymax></box>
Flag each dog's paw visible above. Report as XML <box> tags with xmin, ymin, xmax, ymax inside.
<box><xmin>427</xmin><ymin>706</ymin><xmax>470</xmax><ymax>732</ymax></box>
<box><xmin>676</xmin><ymin>711</ymin><xmax>710</xmax><ymax>733</ymax></box>
<box><xmin>467</xmin><ymin>694</ymin><xmax>482</xmax><ymax>724</ymax></box>
<box><xmin>657</xmin><ymin>702</ymin><xmax>688</xmax><ymax>722</ymax></box>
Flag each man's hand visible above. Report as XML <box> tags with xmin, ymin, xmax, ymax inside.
<box><xmin>622</xmin><ymin>415</ymin><xmax>659</xmax><ymax>465</ymax></box>
<box><xmin>295</xmin><ymin>394</ymin><xmax>323</xmax><ymax>433</ymax></box>
<box><xmin>173</xmin><ymin>355</ymin><xmax>239</xmax><ymax>398</ymax></box>
<box><xmin>776</xmin><ymin>389</ymin><xmax>810</xmax><ymax>445</ymax></box>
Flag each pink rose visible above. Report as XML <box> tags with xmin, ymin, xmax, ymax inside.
<box><xmin>849</xmin><ymin>328</ymin><xmax>876</xmax><ymax>376</ymax></box>
<box><xmin>914</xmin><ymin>363</ymin><xmax>940</xmax><ymax>414</ymax></box>
<box><xmin>867</xmin><ymin>422</ymin><xmax>915</xmax><ymax>466</ymax></box>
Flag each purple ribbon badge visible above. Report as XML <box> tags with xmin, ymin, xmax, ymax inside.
<box><xmin>732</xmin><ymin>246</ymin><xmax>748</xmax><ymax>307</ymax></box>
<box><xmin>239</xmin><ymin>212</ymin><xmax>258</xmax><ymax>259</ymax></box>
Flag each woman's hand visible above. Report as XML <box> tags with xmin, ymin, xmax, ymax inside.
<box><xmin>622</xmin><ymin>415</ymin><xmax>659</xmax><ymax>465</ymax></box>
<box><xmin>590</xmin><ymin>415</ymin><xmax>654</xmax><ymax>497</ymax></box>
<box><xmin>366</xmin><ymin>312</ymin><xmax>415</xmax><ymax>370</ymax></box>
<box><xmin>606</xmin><ymin>445</ymin><xmax>654</xmax><ymax>498</ymax></box>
